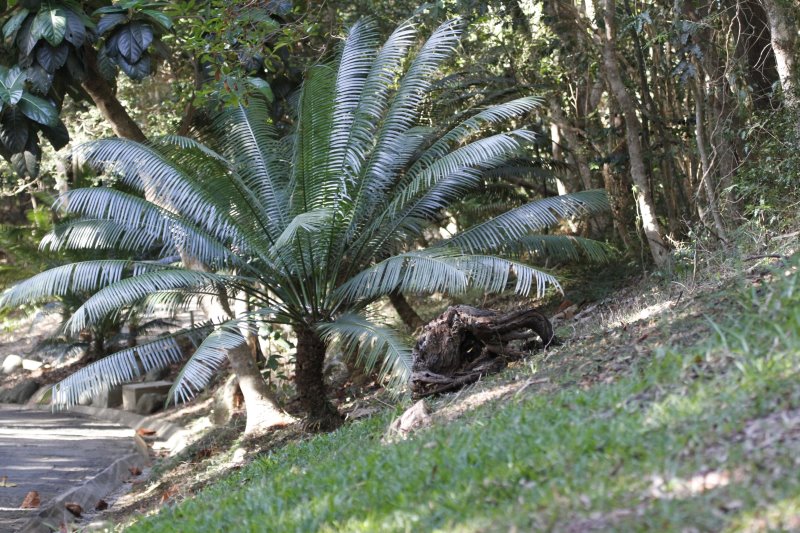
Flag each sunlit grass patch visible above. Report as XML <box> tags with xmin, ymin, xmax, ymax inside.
<box><xmin>125</xmin><ymin>256</ymin><xmax>800</xmax><ymax>532</ymax></box>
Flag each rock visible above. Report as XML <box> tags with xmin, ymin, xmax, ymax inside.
<box><xmin>21</xmin><ymin>359</ymin><xmax>43</xmax><ymax>371</ymax></box>
<box><xmin>144</xmin><ymin>366</ymin><xmax>170</xmax><ymax>382</ymax></box>
<box><xmin>2</xmin><ymin>354</ymin><xmax>22</xmax><ymax>374</ymax></box>
<box><xmin>384</xmin><ymin>400</ymin><xmax>431</xmax><ymax>442</ymax></box>
<box><xmin>0</xmin><ymin>379</ymin><xmax>40</xmax><ymax>404</ymax></box>
<box><xmin>323</xmin><ymin>354</ymin><xmax>350</xmax><ymax>390</ymax></box>
<box><xmin>135</xmin><ymin>392</ymin><xmax>167</xmax><ymax>415</ymax></box>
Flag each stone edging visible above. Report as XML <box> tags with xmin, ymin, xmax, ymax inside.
<box><xmin>20</xmin><ymin>452</ymin><xmax>145</xmax><ymax>533</ymax></box>
<box><xmin>2</xmin><ymin>403</ymin><xmax>189</xmax><ymax>533</ymax></box>
<box><xmin>66</xmin><ymin>405</ymin><xmax>189</xmax><ymax>454</ymax></box>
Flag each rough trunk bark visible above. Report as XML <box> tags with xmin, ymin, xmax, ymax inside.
<box><xmin>760</xmin><ymin>0</ymin><xmax>798</xmax><ymax>109</ymax></box>
<box><xmin>227</xmin><ymin>343</ymin><xmax>294</xmax><ymax>435</ymax></box>
<box><xmin>411</xmin><ymin>305</ymin><xmax>554</xmax><ymax>398</ymax></box>
<box><xmin>80</xmin><ymin>46</ymin><xmax>147</xmax><ymax>142</ymax></box>
<box><xmin>388</xmin><ymin>291</ymin><xmax>424</xmax><ymax>331</ymax></box>
<box><xmin>294</xmin><ymin>325</ymin><xmax>342</xmax><ymax>431</ymax></box>
<box><xmin>600</xmin><ymin>0</ymin><xmax>671</xmax><ymax>268</ymax></box>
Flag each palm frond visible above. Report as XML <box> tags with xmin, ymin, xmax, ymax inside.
<box><xmin>65</xmin><ymin>268</ymin><xmax>239</xmax><ymax>335</ymax></box>
<box><xmin>410</xmin><ymin>96</ymin><xmax>544</xmax><ymax>175</ymax></box>
<box><xmin>211</xmin><ymin>96</ymin><xmax>290</xmax><ymax>233</ymax></box>
<box><xmin>169</xmin><ymin>309</ymin><xmax>285</xmax><ymax>403</ymax></box>
<box><xmin>0</xmin><ymin>260</ymin><xmax>158</xmax><ymax>307</ymax></box>
<box><xmin>347</xmin><ymin>19</ymin><xmax>462</xmax><ymax>232</ymax></box>
<box><xmin>318</xmin><ymin>313</ymin><xmax>412</xmax><ymax>390</ymax></box>
<box><xmin>499</xmin><ymin>235</ymin><xmax>616</xmax><ymax>263</ymax></box>
<box><xmin>440</xmin><ymin>189</ymin><xmax>610</xmax><ymax>253</ymax></box>
<box><xmin>41</xmin><ymin>219</ymin><xmax>165</xmax><ymax>254</ymax></box>
<box><xmin>51</xmin><ymin>323</ymin><xmax>212</xmax><ymax>408</ymax></box>
<box><xmin>332</xmin><ymin>249</ymin><xmax>561</xmax><ymax>306</ymax></box>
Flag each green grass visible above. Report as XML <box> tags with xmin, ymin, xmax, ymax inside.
<box><xmin>127</xmin><ymin>255</ymin><xmax>800</xmax><ymax>532</ymax></box>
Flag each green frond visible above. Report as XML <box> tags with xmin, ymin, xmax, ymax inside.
<box><xmin>41</xmin><ymin>219</ymin><xmax>164</xmax><ymax>254</ymax></box>
<box><xmin>500</xmin><ymin>235</ymin><xmax>616</xmax><ymax>263</ymax></box>
<box><xmin>347</xmin><ymin>19</ymin><xmax>461</xmax><ymax>232</ymax></box>
<box><xmin>65</xmin><ymin>268</ymin><xmax>239</xmax><ymax>335</ymax></box>
<box><xmin>271</xmin><ymin>208</ymin><xmax>333</xmax><ymax>255</ymax></box>
<box><xmin>318</xmin><ymin>313</ymin><xmax>412</xmax><ymax>390</ymax></box>
<box><xmin>332</xmin><ymin>249</ymin><xmax>561</xmax><ymax>307</ymax></box>
<box><xmin>53</xmin><ymin>188</ymin><xmax>245</xmax><ymax>269</ymax></box>
<box><xmin>441</xmin><ymin>190</ymin><xmax>611</xmax><ymax>254</ymax></box>
<box><xmin>0</xmin><ymin>260</ymin><xmax>158</xmax><ymax>307</ymax></box>
<box><xmin>169</xmin><ymin>313</ymin><xmax>280</xmax><ymax>404</ymax></box>
<box><xmin>410</xmin><ymin>96</ymin><xmax>544</xmax><ymax>175</ymax></box>
<box><xmin>211</xmin><ymin>96</ymin><xmax>290</xmax><ymax>232</ymax></box>
<box><xmin>292</xmin><ymin>63</ymin><xmax>338</xmax><ymax>214</ymax></box>
<box><xmin>51</xmin><ymin>324</ymin><xmax>213</xmax><ymax>408</ymax></box>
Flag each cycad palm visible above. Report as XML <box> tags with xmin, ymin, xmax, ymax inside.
<box><xmin>1</xmin><ymin>18</ymin><xmax>609</xmax><ymax>431</ymax></box>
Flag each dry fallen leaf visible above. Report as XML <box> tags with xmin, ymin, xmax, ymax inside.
<box><xmin>128</xmin><ymin>466</ymin><xmax>142</xmax><ymax>476</ymax></box>
<box><xmin>136</xmin><ymin>428</ymin><xmax>157</xmax><ymax>437</ymax></box>
<box><xmin>20</xmin><ymin>491</ymin><xmax>40</xmax><ymax>508</ymax></box>
<box><xmin>159</xmin><ymin>485</ymin><xmax>179</xmax><ymax>505</ymax></box>
<box><xmin>65</xmin><ymin>502</ymin><xmax>82</xmax><ymax>517</ymax></box>
<box><xmin>95</xmin><ymin>499</ymin><xmax>109</xmax><ymax>511</ymax></box>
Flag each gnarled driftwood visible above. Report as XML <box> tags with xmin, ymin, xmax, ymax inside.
<box><xmin>411</xmin><ymin>305</ymin><xmax>554</xmax><ymax>398</ymax></box>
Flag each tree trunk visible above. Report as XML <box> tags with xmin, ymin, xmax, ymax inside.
<box><xmin>760</xmin><ymin>0</ymin><xmax>798</xmax><ymax>109</ymax></box>
<box><xmin>187</xmin><ymin>258</ymin><xmax>293</xmax><ymax>435</ymax></box>
<box><xmin>227</xmin><ymin>343</ymin><xmax>294</xmax><ymax>435</ymax></box>
<box><xmin>80</xmin><ymin>46</ymin><xmax>147</xmax><ymax>142</ymax></box>
<box><xmin>692</xmin><ymin>80</ymin><xmax>729</xmax><ymax>242</ymax></box>
<box><xmin>389</xmin><ymin>291</ymin><xmax>424</xmax><ymax>331</ymax></box>
<box><xmin>294</xmin><ymin>325</ymin><xmax>342</xmax><ymax>431</ymax></box>
<box><xmin>600</xmin><ymin>0</ymin><xmax>671</xmax><ymax>268</ymax></box>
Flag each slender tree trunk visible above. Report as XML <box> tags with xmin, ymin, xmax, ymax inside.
<box><xmin>80</xmin><ymin>46</ymin><xmax>147</xmax><ymax>142</ymax></box>
<box><xmin>760</xmin><ymin>0</ymin><xmax>798</xmax><ymax>109</ymax></box>
<box><xmin>693</xmin><ymin>81</ymin><xmax>729</xmax><ymax>242</ymax></box>
<box><xmin>600</xmin><ymin>0</ymin><xmax>670</xmax><ymax>268</ymax></box>
<box><xmin>183</xmin><ymin>258</ymin><xmax>293</xmax><ymax>435</ymax></box>
<box><xmin>294</xmin><ymin>325</ymin><xmax>342</xmax><ymax>431</ymax></box>
<box><xmin>389</xmin><ymin>291</ymin><xmax>424</xmax><ymax>331</ymax></box>
<box><xmin>227</xmin><ymin>343</ymin><xmax>294</xmax><ymax>434</ymax></box>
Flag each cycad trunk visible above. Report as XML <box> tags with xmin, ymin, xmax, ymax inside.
<box><xmin>294</xmin><ymin>325</ymin><xmax>342</xmax><ymax>431</ymax></box>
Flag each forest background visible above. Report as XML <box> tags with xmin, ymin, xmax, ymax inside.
<box><xmin>0</xmin><ymin>0</ymin><xmax>796</xmax><ymax>285</ymax></box>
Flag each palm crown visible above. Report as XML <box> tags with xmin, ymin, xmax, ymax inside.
<box><xmin>1</xmin><ymin>18</ymin><xmax>608</xmax><ymax>427</ymax></box>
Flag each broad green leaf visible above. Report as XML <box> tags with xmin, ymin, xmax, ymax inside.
<box><xmin>31</xmin><ymin>2</ymin><xmax>67</xmax><ymax>46</ymax></box>
<box><xmin>3</xmin><ymin>8</ymin><xmax>29</xmax><ymax>41</ymax></box>
<box><xmin>0</xmin><ymin>107</ymin><xmax>29</xmax><ymax>152</ymax></box>
<box><xmin>141</xmin><ymin>9</ymin><xmax>172</xmax><ymax>30</ymax></box>
<box><xmin>18</xmin><ymin>93</ymin><xmax>58</xmax><ymax>126</ymax></box>
<box><xmin>1</xmin><ymin>66</ymin><xmax>25</xmax><ymax>105</ymax></box>
<box><xmin>63</xmin><ymin>8</ymin><xmax>86</xmax><ymax>46</ymax></box>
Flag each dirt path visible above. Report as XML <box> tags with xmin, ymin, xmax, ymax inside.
<box><xmin>0</xmin><ymin>406</ymin><xmax>135</xmax><ymax>532</ymax></box>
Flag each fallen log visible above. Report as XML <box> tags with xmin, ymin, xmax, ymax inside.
<box><xmin>410</xmin><ymin>305</ymin><xmax>555</xmax><ymax>398</ymax></box>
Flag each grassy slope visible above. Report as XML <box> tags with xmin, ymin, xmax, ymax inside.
<box><xmin>125</xmin><ymin>248</ymin><xmax>800</xmax><ymax>532</ymax></box>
